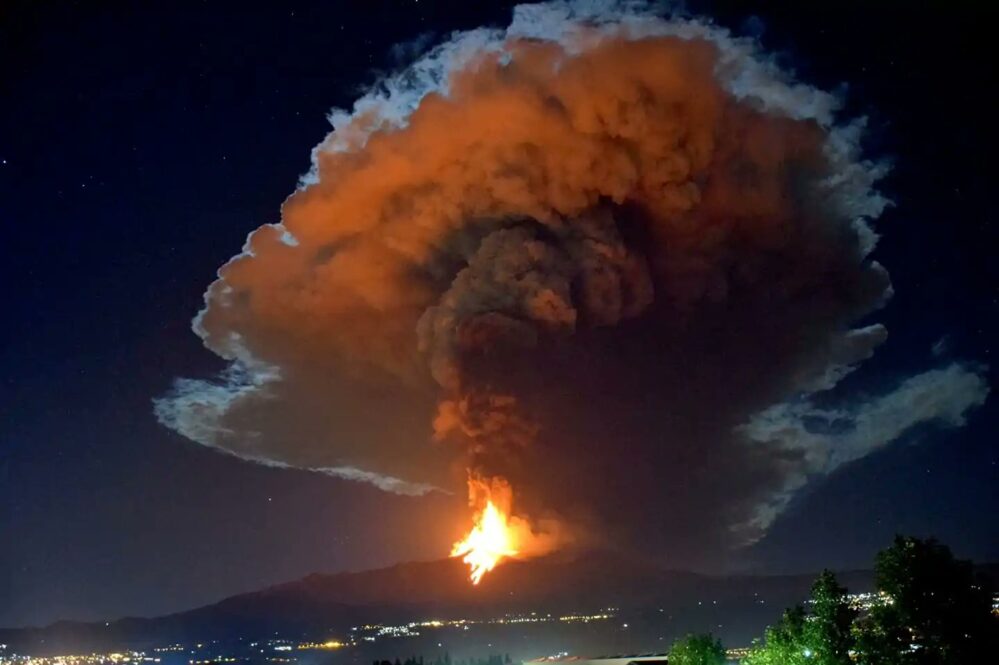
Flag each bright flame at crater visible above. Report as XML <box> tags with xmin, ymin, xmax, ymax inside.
<box><xmin>450</xmin><ymin>475</ymin><xmax>566</xmax><ymax>585</ymax></box>
<box><xmin>451</xmin><ymin>498</ymin><xmax>518</xmax><ymax>584</ymax></box>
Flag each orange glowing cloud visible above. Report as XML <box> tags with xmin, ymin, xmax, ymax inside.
<box><xmin>155</xmin><ymin>1</ymin><xmax>987</xmax><ymax>566</ymax></box>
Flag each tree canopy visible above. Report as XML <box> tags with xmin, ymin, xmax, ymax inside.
<box><xmin>744</xmin><ymin>536</ymin><xmax>997</xmax><ymax>664</ymax></box>
<box><xmin>744</xmin><ymin>605</ymin><xmax>810</xmax><ymax>665</ymax></box>
<box><xmin>853</xmin><ymin>536</ymin><xmax>997</xmax><ymax>664</ymax></box>
<box><xmin>805</xmin><ymin>570</ymin><xmax>857</xmax><ymax>664</ymax></box>
<box><xmin>668</xmin><ymin>633</ymin><xmax>726</xmax><ymax>665</ymax></box>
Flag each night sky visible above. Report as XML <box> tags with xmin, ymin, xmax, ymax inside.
<box><xmin>1</xmin><ymin>0</ymin><xmax>996</xmax><ymax>628</ymax></box>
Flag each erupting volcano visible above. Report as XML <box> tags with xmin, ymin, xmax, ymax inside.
<box><xmin>450</xmin><ymin>477</ymin><xmax>560</xmax><ymax>584</ymax></box>
<box><xmin>451</xmin><ymin>499</ymin><xmax>518</xmax><ymax>584</ymax></box>
<box><xmin>155</xmin><ymin>0</ymin><xmax>988</xmax><ymax>577</ymax></box>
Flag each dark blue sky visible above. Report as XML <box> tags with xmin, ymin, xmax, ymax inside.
<box><xmin>1</xmin><ymin>0</ymin><xmax>995</xmax><ymax>628</ymax></box>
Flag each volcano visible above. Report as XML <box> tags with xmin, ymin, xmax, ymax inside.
<box><xmin>0</xmin><ymin>551</ymin><xmax>895</xmax><ymax>654</ymax></box>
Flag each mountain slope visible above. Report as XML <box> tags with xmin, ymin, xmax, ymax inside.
<box><xmin>0</xmin><ymin>552</ymin><xmax>879</xmax><ymax>653</ymax></box>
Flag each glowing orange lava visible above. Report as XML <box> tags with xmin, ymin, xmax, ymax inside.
<box><xmin>451</xmin><ymin>499</ymin><xmax>518</xmax><ymax>584</ymax></box>
<box><xmin>451</xmin><ymin>476</ymin><xmax>566</xmax><ymax>585</ymax></box>
<box><xmin>451</xmin><ymin>489</ymin><xmax>518</xmax><ymax>584</ymax></box>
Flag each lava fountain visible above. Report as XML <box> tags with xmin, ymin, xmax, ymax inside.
<box><xmin>450</xmin><ymin>497</ymin><xmax>519</xmax><ymax>584</ymax></box>
<box><xmin>450</xmin><ymin>476</ymin><xmax>568</xmax><ymax>584</ymax></box>
<box><xmin>451</xmin><ymin>476</ymin><xmax>520</xmax><ymax>584</ymax></box>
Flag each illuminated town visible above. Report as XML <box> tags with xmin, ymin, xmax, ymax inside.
<box><xmin>3</xmin><ymin>591</ymin><xmax>995</xmax><ymax>665</ymax></box>
<box><xmin>0</xmin><ymin>610</ymin><xmax>619</xmax><ymax>665</ymax></box>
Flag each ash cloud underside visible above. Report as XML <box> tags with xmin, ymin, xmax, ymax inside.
<box><xmin>155</xmin><ymin>1</ymin><xmax>988</xmax><ymax>563</ymax></box>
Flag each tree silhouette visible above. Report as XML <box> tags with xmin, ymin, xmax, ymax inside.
<box><xmin>853</xmin><ymin>535</ymin><xmax>997</xmax><ymax>664</ymax></box>
<box><xmin>804</xmin><ymin>570</ymin><xmax>857</xmax><ymax>664</ymax></box>
<box><xmin>668</xmin><ymin>632</ymin><xmax>725</xmax><ymax>665</ymax></box>
<box><xmin>744</xmin><ymin>605</ymin><xmax>809</xmax><ymax>665</ymax></box>
<box><xmin>747</xmin><ymin>536</ymin><xmax>997</xmax><ymax>664</ymax></box>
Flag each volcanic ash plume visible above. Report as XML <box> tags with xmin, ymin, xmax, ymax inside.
<box><xmin>155</xmin><ymin>1</ymin><xmax>989</xmax><ymax>568</ymax></box>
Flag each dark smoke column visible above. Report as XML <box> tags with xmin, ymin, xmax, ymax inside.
<box><xmin>155</xmin><ymin>1</ymin><xmax>989</xmax><ymax>569</ymax></box>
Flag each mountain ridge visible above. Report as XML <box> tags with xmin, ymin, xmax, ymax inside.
<box><xmin>5</xmin><ymin>552</ymin><xmax>993</xmax><ymax>655</ymax></box>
